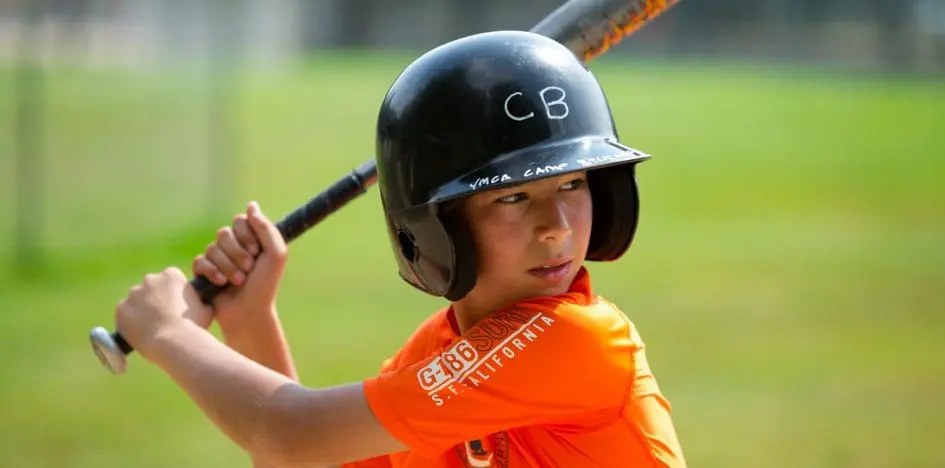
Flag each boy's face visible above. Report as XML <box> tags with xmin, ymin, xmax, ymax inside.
<box><xmin>460</xmin><ymin>170</ymin><xmax>593</xmax><ymax>307</ymax></box>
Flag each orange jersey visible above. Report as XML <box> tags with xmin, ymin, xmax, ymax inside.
<box><xmin>343</xmin><ymin>267</ymin><xmax>685</xmax><ymax>467</ymax></box>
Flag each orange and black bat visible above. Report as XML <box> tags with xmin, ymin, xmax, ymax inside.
<box><xmin>89</xmin><ymin>0</ymin><xmax>682</xmax><ymax>376</ymax></box>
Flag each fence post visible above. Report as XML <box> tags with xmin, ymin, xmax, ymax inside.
<box><xmin>14</xmin><ymin>0</ymin><xmax>45</xmax><ymax>277</ymax></box>
<box><xmin>205</xmin><ymin>0</ymin><xmax>239</xmax><ymax>221</ymax></box>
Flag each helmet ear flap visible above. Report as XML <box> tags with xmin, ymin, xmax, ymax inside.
<box><xmin>438</xmin><ymin>201</ymin><xmax>478</xmax><ymax>301</ymax></box>
<box><xmin>384</xmin><ymin>197</ymin><xmax>478</xmax><ymax>300</ymax></box>
<box><xmin>586</xmin><ymin>165</ymin><xmax>642</xmax><ymax>262</ymax></box>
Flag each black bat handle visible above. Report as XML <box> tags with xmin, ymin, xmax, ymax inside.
<box><xmin>90</xmin><ymin>160</ymin><xmax>379</xmax><ymax>375</ymax></box>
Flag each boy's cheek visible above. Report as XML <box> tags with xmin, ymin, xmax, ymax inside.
<box><xmin>478</xmin><ymin>239</ymin><xmax>527</xmax><ymax>273</ymax></box>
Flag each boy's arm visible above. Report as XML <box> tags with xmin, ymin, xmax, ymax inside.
<box><xmin>146</xmin><ymin>321</ymin><xmax>406</xmax><ymax>467</ymax></box>
<box><xmin>250</xmin><ymin>454</ymin><xmax>283</xmax><ymax>468</ymax></box>
<box><xmin>219</xmin><ymin>308</ymin><xmax>300</xmax><ymax>467</ymax></box>
<box><xmin>188</xmin><ymin>200</ymin><xmax>300</xmax><ymax>381</ymax></box>
<box><xmin>218</xmin><ymin>305</ymin><xmax>298</xmax><ymax>381</ymax></box>
<box><xmin>251</xmin><ymin>456</ymin><xmax>340</xmax><ymax>468</ymax></box>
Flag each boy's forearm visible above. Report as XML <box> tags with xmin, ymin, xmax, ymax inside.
<box><xmin>250</xmin><ymin>454</ymin><xmax>286</xmax><ymax>468</ymax></box>
<box><xmin>219</xmin><ymin>307</ymin><xmax>299</xmax><ymax>381</ymax></box>
<box><xmin>251</xmin><ymin>457</ymin><xmax>341</xmax><ymax>468</ymax></box>
<box><xmin>147</xmin><ymin>322</ymin><xmax>298</xmax><ymax>461</ymax></box>
<box><xmin>251</xmin><ymin>454</ymin><xmax>278</xmax><ymax>468</ymax></box>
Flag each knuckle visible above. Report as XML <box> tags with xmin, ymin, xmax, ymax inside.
<box><xmin>215</xmin><ymin>255</ymin><xmax>234</xmax><ymax>272</ymax></box>
<box><xmin>273</xmin><ymin>248</ymin><xmax>289</xmax><ymax>263</ymax></box>
<box><xmin>237</xmin><ymin>229</ymin><xmax>255</xmax><ymax>246</ymax></box>
<box><xmin>235</xmin><ymin>247</ymin><xmax>251</xmax><ymax>261</ymax></box>
<box><xmin>198</xmin><ymin>260</ymin><xmax>214</xmax><ymax>274</ymax></box>
<box><xmin>205</xmin><ymin>242</ymin><xmax>235</xmax><ymax>269</ymax></box>
<box><xmin>217</xmin><ymin>226</ymin><xmax>231</xmax><ymax>241</ymax></box>
<box><xmin>236</xmin><ymin>224</ymin><xmax>254</xmax><ymax>243</ymax></box>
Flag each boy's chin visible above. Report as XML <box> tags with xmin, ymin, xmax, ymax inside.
<box><xmin>522</xmin><ymin>272</ymin><xmax>578</xmax><ymax>298</ymax></box>
<box><xmin>475</xmin><ymin>265</ymin><xmax>580</xmax><ymax>302</ymax></box>
<box><xmin>535</xmin><ymin>283</ymin><xmax>574</xmax><ymax>297</ymax></box>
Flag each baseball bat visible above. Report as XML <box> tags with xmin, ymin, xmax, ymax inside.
<box><xmin>89</xmin><ymin>0</ymin><xmax>681</xmax><ymax>375</ymax></box>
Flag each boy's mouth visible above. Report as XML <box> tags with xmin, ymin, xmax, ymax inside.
<box><xmin>528</xmin><ymin>257</ymin><xmax>573</xmax><ymax>284</ymax></box>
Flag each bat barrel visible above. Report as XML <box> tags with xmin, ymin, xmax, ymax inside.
<box><xmin>532</xmin><ymin>0</ymin><xmax>680</xmax><ymax>62</ymax></box>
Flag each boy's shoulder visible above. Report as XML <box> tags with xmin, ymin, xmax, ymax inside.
<box><xmin>505</xmin><ymin>288</ymin><xmax>637</xmax><ymax>351</ymax></box>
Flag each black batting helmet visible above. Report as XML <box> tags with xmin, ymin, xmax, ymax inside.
<box><xmin>375</xmin><ymin>30</ymin><xmax>651</xmax><ymax>301</ymax></box>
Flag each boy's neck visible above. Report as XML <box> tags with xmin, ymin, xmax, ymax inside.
<box><xmin>449</xmin><ymin>271</ymin><xmax>584</xmax><ymax>334</ymax></box>
<box><xmin>450</xmin><ymin>293</ymin><xmax>510</xmax><ymax>335</ymax></box>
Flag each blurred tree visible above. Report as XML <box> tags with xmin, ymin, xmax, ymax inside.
<box><xmin>450</xmin><ymin>0</ymin><xmax>487</xmax><ymax>39</ymax></box>
<box><xmin>337</xmin><ymin>0</ymin><xmax>374</xmax><ymax>47</ymax></box>
<box><xmin>872</xmin><ymin>0</ymin><xmax>918</xmax><ymax>71</ymax></box>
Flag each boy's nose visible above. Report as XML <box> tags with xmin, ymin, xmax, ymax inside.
<box><xmin>535</xmin><ymin>199</ymin><xmax>572</xmax><ymax>243</ymax></box>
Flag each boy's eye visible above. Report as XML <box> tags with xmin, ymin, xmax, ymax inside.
<box><xmin>496</xmin><ymin>192</ymin><xmax>527</xmax><ymax>204</ymax></box>
<box><xmin>560</xmin><ymin>178</ymin><xmax>587</xmax><ymax>191</ymax></box>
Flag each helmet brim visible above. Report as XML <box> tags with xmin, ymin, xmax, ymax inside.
<box><xmin>426</xmin><ymin>136</ymin><xmax>651</xmax><ymax>205</ymax></box>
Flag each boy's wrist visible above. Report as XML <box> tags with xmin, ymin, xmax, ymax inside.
<box><xmin>216</xmin><ymin>304</ymin><xmax>279</xmax><ymax>339</ymax></box>
<box><xmin>216</xmin><ymin>304</ymin><xmax>284</xmax><ymax>358</ymax></box>
<box><xmin>215</xmin><ymin>304</ymin><xmax>297</xmax><ymax>380</ymax></box>
<box><xmin>144</xmin><ymin>319</ymin><xmax>210</xmax><ymax>366</ymax></box>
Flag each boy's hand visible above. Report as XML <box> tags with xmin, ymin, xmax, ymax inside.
<box><xmin>192</xmin><ymin>201</ymin><xmax>289</xmax><ymax>332</ymax></box>
<box><xmin>114</xmin><ymin>267</ymin><xmax>212</xmax><ymax>359</ymax></box>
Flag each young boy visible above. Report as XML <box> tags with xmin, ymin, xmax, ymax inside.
<box><xmin>113</xmin><ymin>30</ymin><xmax>687</xmax><ymax>467</ymax></box>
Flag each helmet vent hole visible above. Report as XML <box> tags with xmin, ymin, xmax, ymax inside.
<box><xmin>397</xmin><ymin>229</ymin><xmax>418</xmax><ymax>263</ymax></box>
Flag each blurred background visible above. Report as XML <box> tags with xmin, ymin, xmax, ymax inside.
<box><xmin>1</xmin><ymin>0</ymin><xmax>944</xmax><ymax>466</ymax></box>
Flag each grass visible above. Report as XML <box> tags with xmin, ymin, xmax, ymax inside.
<box><xmin>0</xmin><ymin>54</ymin><xmax>943</xmax><ymax>467</ymax></box>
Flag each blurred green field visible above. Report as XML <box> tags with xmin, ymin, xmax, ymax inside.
<box><xmin>1</xmin><ymin>55</ymin><xmax>944</xmax><ymax>467</ymax></box>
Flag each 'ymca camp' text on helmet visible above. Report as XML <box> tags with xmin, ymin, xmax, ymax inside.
<box><xmin>375</xmin><ymin>30</ymin><xmax>651</xmax><ymax>301</ymax></box>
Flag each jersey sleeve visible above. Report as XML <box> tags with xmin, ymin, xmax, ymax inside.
<box><xmin>361</xmin><ymin>300</ymin><xmax>635</xmax><ymax>456</ymax></box>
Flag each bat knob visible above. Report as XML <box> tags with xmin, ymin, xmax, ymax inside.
<box><xmin>90</xmin><ymin>326</ymin><xmax>128</xmax><ymax>375</ymax></box>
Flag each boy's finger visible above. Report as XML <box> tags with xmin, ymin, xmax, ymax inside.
<box><xmin>192</xmin><ymin>255</ymin><xmax>227</xmax><ymax>286</ymax></box>
<box><xmin>246</xmin><ymin>201</ymin><xmax>287</xmax><ymax>259</ymax></box>
<box><xmin>218</xmin><ymin>225</ymin><xmax>254</xmax><ymax>272</ymax></box>
<box><xmin>206</xmin><ymin>242</ymin><xmax>245</xmax><ymax>286</ymax></box>
<box><xmin>232</xmin><ymin>214</ymin><xmax>259</xmax><ymax>257</ymax></box>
